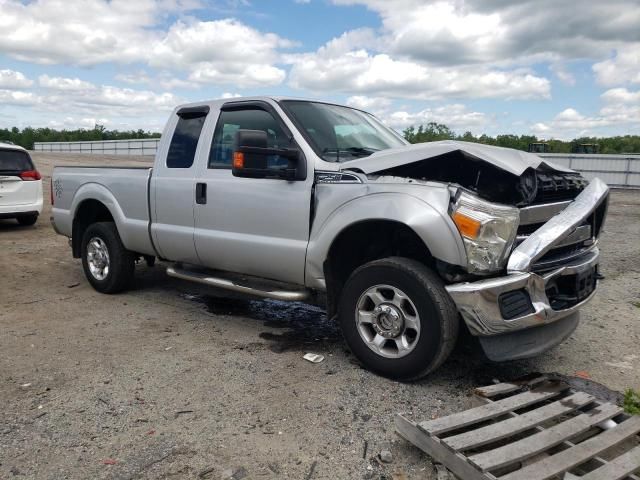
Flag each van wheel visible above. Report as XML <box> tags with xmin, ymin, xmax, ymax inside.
<box><xmin>81</xmin><ymin>222</ymin><xmax>135</xmax><ymax>294</ymax></box>
<box><xmin>17</xmin><ymin>214</ymin><xmax>38</xmax><ymax>226</ymax></box>
<box><xmin>338</xmin><ymin>257</ymin><xmax>459</xmax><ymax>381</ymax></box>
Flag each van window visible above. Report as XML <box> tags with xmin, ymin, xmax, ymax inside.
<box><xmin>209</xmin><ymin>108</ymin><xmax>289</xmax><ymax>169</ymax></box>
<box><xmin>0</xmin><ymin>149</ymin><xmax>34</xmax><ymax>173</ymax></box>
<box><xmin>166</xmin><ymin>115</ymin><xmax>206</xmax><ymax>168</ymax></box>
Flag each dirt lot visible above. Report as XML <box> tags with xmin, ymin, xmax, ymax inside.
<box><xmin>1</xmin><ymin>152</ymin><xmax>639</xmax><ymax>480</ymax></box>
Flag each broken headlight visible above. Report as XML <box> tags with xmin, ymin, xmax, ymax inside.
<box><xmin>450</xmin><ymin>191</ymin><xmax>520</xmax><ymax>274</ymax></box>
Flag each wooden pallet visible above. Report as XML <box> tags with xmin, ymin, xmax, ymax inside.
<box><xmin>396</xmin><ymin>377</ymin><xmax>640</xmax><ymax>480</ymax></box>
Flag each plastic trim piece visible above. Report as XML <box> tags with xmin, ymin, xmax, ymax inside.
<box><xmin>507</xmin><ymin>178</ymin><xmax>609</xmax><ymax>273</ymax></box>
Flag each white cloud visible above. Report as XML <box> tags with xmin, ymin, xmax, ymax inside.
<box><xmin>150</xmin><ymin>19</ymin><xmax>291</xmax><ymax>87</ymax></box>
<box><xmin>0</xmin><ymin>90</ymin><xmax>40</xmax><ymax>105</ymax></box>
<box><xmin>550</xmin><ymin>64</ymin><xmax>576</xmax><ymax>86</ymax></box>
<box><xmin>0</xmin><ymin>69</ymin><xmax>34</xmax><ymax>89</ymax></box>
<box><xmin>2</xmin><ymin>73</ymin><xmax>184</xmax><ymax>129</ymax></box>
<box><xmin>346</xmin><ymin>95</ymin><xmax>487</xmax><ymax>133</ymax></box>
<box><xmin>39</xmin><ymin>75</ymin><xmax>95</xmax><ymax>91</ymax></box>
<box><xmin>0</xmin><ymin>1</ymin><xmax>291</xmax><ymax>88</ymax></box>
<box><xmin>531</xmin><ymin>88</ymin><xmax>640</xmax><ymax>138</ymax></box>
<box><xmin>333</xmin><ymin>0</ymin><xmax>640</xmax><ymax>66</ymax></box>
<box><xmin>346</xmin><ymin>95</ymin><xmax>392</xmax><ymax>112</ymax></box>
<box><xmin>115</xmin><ymin>71</ymin><xmax>197</xmax><ymax>90</ymax></box>
<box><xmin>600</xmin><ymin>87</ymin><xmax>640</xmax><ymax>104</ymax></box>
<box><xmin>289</xmin><ymin>49</ymin><xmax>550</xmax><ymax>100</ymax></box>
<box><xmin>383</xmin><ymin>104</ymin><xmax>488</xmax><ymax>132</ymax></box>
<box><xmin>593</xmin><ymin>46</ymin><xmax>640</xmax><ymax>86</ymax></box>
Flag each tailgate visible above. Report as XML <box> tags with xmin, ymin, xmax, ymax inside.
<box><xmin>0</xmin><ymin>149</ymin><xmax>38</xmax><ymax>206</ymax></box>
<box><xmin>0</xmin><ymin>175</ymin><xmax>38</xmax><ymax>206</ymax></box>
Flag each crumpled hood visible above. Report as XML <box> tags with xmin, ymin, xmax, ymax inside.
<box><xmin>340</xmin><ymin>140</ymin><xmax>573</xmax><ymax>176</ymax></box>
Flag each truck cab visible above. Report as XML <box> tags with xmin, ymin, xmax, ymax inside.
<box><xmin>51</xmin><ymin>97</ymin><xmax>610</xmax><ymax>381</ymax></box>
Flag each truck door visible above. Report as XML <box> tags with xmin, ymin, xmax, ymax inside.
<box><xmin>150</xmin><ymin>106</ymin><xmax>210</xmax><ymax>264</ymax></box>
<box><xmin>193</xmin><ymin>101</ymin><xmax>312</xmax><ymax>285</ymax></box>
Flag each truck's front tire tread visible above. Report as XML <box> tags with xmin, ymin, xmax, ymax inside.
<box><xmin>81</xmin><ymin>222</ymin><xmax>135</xmax><ymax>294</ymax></box>
<box><xmin>338</xmin><ymin>257</ymin><xmax>459</xmax><ymax>381</ymax></box>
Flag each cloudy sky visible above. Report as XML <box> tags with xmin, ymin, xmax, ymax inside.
<box><xmin>0</xmin><ymin>0</ymin><xmax>639</xmax><ymax>138</ymax></box>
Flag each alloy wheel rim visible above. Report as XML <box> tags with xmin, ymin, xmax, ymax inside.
<box><xmin>355</xmin><ymin>284</ymin><xmax>421</xmax><ymax>359</ymax></box>
<box><xmin>87</xmin><ymin>237</ymin><xmax>110</xmax><ymax>281</ymax></box>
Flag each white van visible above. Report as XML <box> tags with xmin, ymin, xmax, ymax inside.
<box><xmin>0</xmin><ymin>142</ymin><xmax>43</xmax><ymax>226</ymax></box>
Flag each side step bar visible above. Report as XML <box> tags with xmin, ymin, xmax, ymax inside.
<box><xmin>166</xmin><ymin>266</ymin><xmax>310</xmax><ymax>301</ymax></box>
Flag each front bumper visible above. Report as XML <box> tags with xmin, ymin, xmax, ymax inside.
<box><xmin>445</xmin><ymin>178</ymin><xmax>609</xmax><ymax>338</ymax></box>
<box><xmin>446</xmin><ymin>248</ymin><xmax>598</xmax><ymax>336</ymax></box>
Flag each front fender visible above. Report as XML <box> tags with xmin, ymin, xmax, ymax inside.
<box><xmin>305</xmin><ymin>190</ymin><xmax>466</xmax><ymax>289</ymax></box>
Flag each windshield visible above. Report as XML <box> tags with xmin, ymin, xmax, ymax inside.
<box><xmin>280</xmin><ymin>100</ymin><xmax>406</xmax><ymax>162</ymax></box>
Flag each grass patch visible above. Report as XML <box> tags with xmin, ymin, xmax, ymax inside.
<box><xmin>631</xmin><ymin>301</ymin><xmax>640</xmax><ymax>309</ymax></box>
<box><xmin>623</xmin><ymin>389</ymin><xmax>640</xmax><ymax>415</ymax></box>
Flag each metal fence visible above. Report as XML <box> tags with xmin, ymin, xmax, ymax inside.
<box><xmin>538</xmin><ymin>153</ymin><xmax>640</xmax><ymax>189</ymax></box>
<box><xmin>31</xmin><ymin>140</ymin><xmax>640</xmax><ymax>189</ymax></box>
<box><xmin>33</xmin><ymin>138</ymin><xmax>160</xmax><ymax>156</ymax></box>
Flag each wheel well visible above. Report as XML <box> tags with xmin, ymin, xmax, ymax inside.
<box><xmin>72</xmin><ymin>200</ymin><xmax>114</xmax><ymax>258</ymax></box>
<box><xmin>323</xmin><ymin>220</ymin><xmax>434</xmax><ymax>320</ymax></box>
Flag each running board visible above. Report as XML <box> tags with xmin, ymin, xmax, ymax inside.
<box><xmin>166</xmin><ymin>266</ymin><xmax>310</xmax><ymax>301</ymax></box>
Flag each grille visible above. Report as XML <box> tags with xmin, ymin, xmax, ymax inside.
<box><xmin>533</xmin><ymin>172</ymin><xmax>587</xmax><ymax>204</ymax></box>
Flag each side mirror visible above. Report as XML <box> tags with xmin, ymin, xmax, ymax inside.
<box><xmin>232</xmin><ymin>129</ymin><xmax>305</xmax><ymax>180</ymax></box>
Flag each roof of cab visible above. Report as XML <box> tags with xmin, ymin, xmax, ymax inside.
<box><xmin>0</xmin><ymin>142</ymin><xmax>27</xmax><ymax>151</ymax></box>
<box><xmin>173</xmin><ymin>95</ymin><xmax>344</xmax><ymax>110</ymax></box>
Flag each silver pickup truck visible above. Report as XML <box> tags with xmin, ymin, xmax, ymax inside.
<box><xmin>51</xmin><ymin>97</ymin><xmax>609</xmax><ymax>380</ymax></box>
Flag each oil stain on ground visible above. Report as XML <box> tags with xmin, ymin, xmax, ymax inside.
<box><xmin>182</xmin><ymin>294</ymin><xmax>341</xmax><ymax>353</ymax></box>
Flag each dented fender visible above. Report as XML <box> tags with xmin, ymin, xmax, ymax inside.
<box><xmin>304</xmin><ymin>184</ymin><xmax>466</xmax><ymax>290</ymax></box>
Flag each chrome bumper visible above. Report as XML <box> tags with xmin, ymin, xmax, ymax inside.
<box><xmin>446</xmin><ymin>248</ymin><xmax>598</xmax><ymax>336</ymax></box>
<box><xmin>446</xmin><ymin>178</ymin><xmax>609</xmax><ymax>337</ymax></box>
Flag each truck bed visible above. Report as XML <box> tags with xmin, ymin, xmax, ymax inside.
<box><xmin>51</xmin><ymin>165</ymin><xmax>155</xmax><ymax>256</ymax></box>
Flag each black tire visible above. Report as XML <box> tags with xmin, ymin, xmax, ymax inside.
<box><xmin>17</xmin><ymin>214</ymin><xmax>38</xmax><ymax>226</ymax></box>
<box><xmin>338</xmin><ymin>257</ymin><xmax>459</xmax><ymax>381</ymax></box>
<box><xmin>81</xmin><ymin>222</ymin><xmax>135</xmax><ymax>294</ymax></box>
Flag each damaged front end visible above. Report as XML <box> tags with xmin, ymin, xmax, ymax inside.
<box><xmin>342</xmin><ymin>141</ymin><xmax>610</xmax><ymax>361</ymax></box>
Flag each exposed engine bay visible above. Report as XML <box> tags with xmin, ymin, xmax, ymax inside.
<box><xmin>341</xmin><ymin>141</ymin><xmax>588</xmax><ymax>207</ymax></box>
<box><xmin>372</xmin><ymin>151</ymin><xmax>587</xmax><ymax>207</ymax></box>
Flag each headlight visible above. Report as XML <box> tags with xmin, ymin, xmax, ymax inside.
<box><xmin>450</xmin><ymin>191</ymin><xmax>519</xmax><ymax>274</ymax></box>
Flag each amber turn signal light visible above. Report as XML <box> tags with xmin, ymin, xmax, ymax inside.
<box><xmin>233</xmin><ymin>152</ymin><xmax>244</xmax><ymax>169</ymax></box>
<box><xmin>452</xmin><ymin>211</ymin><xmax>481</xmax><ymax>239</ymax></box>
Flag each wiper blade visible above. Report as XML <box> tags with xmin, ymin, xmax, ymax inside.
<box><xmin>322</xmin><ymin>147</ymin><xmax>379</xmax><ymax>158</ymax></box>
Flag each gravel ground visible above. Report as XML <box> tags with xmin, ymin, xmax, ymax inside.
<box><xmin>1</xmin><ymin>152</ymin><xmax>639</xmax><ymax>480</ymax></box>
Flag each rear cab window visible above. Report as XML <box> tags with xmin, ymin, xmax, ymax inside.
<box><xmin>166</xmin><ymin>107</ymin><xmax>208</xmax><ymax>169</ymax></box>
<box><xmin>0</xmin><ymin>149</ymin><xmax>34</xmax><ymax>175</ymax></box>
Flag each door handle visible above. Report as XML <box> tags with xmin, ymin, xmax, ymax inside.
<box><xmin>196</xmin><ymin>182</ymin><xmax>207</xmax><ymax>204</ymax></box>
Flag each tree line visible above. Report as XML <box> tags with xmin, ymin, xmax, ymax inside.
<box><xmin>403</xmin><ymin>123</ymin><xmax>640</xmax><ymax>154</ymax></box>
<box><xmin>0</xmin><ymin>125</ymin><xmax>160</xmax><ymax>150</ymax></box>
<box><xmin>2</xmin><ymin>122</ymin><xmax>639</xmax><ymax>153</ymax></box>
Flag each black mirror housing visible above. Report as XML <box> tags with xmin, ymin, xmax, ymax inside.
<box><xmin>232</xmin><ymin>129</ymin><xmax>305</xmax><ymax>181</ymax></box>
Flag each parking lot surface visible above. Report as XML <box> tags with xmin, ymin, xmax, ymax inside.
<box><xmin>1</xmin><ymin>153</ymin><xmax>639</xmax><ymax>479</ymax></box>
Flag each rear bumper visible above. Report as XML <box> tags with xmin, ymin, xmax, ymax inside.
<box><xmin>445</xmin><ymin>178</ymin><xmax>608</xmax><ymax>342</ymax></box>
<box><xmin>0</xmin><ymin>198</ymin><xmax>43</xmax><ymax>217</ymax></box>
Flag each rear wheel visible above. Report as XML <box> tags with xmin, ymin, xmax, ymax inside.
<box><xmin>81</xmin><ymin>222</ymin><xmax>135</xmax><ymax>294</ymax></box>
<box><xmin>338</xmin><ymin>257</ymin><xmax>459</xmax><ymax>381</ymax></box>
<box><xmin>17</xmin><ymin>214</ymin><xmax>38</xmax><ymax>226</ymax></box>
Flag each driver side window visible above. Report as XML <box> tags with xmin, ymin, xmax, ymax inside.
<box><xmin>209</xmin><ymin>108</ymin><xmax>289</xmax><ymax>169</ymax></box>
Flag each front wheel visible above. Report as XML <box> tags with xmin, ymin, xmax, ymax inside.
<box><xmin>338</xmin><ymin>257</ymin><xmax>459</xmax><ymax>381</ymax></box>
<box><xmin>81</xmin><ymin>222</ymin><xmax>135</xmax><ymax>294</ymax></box>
